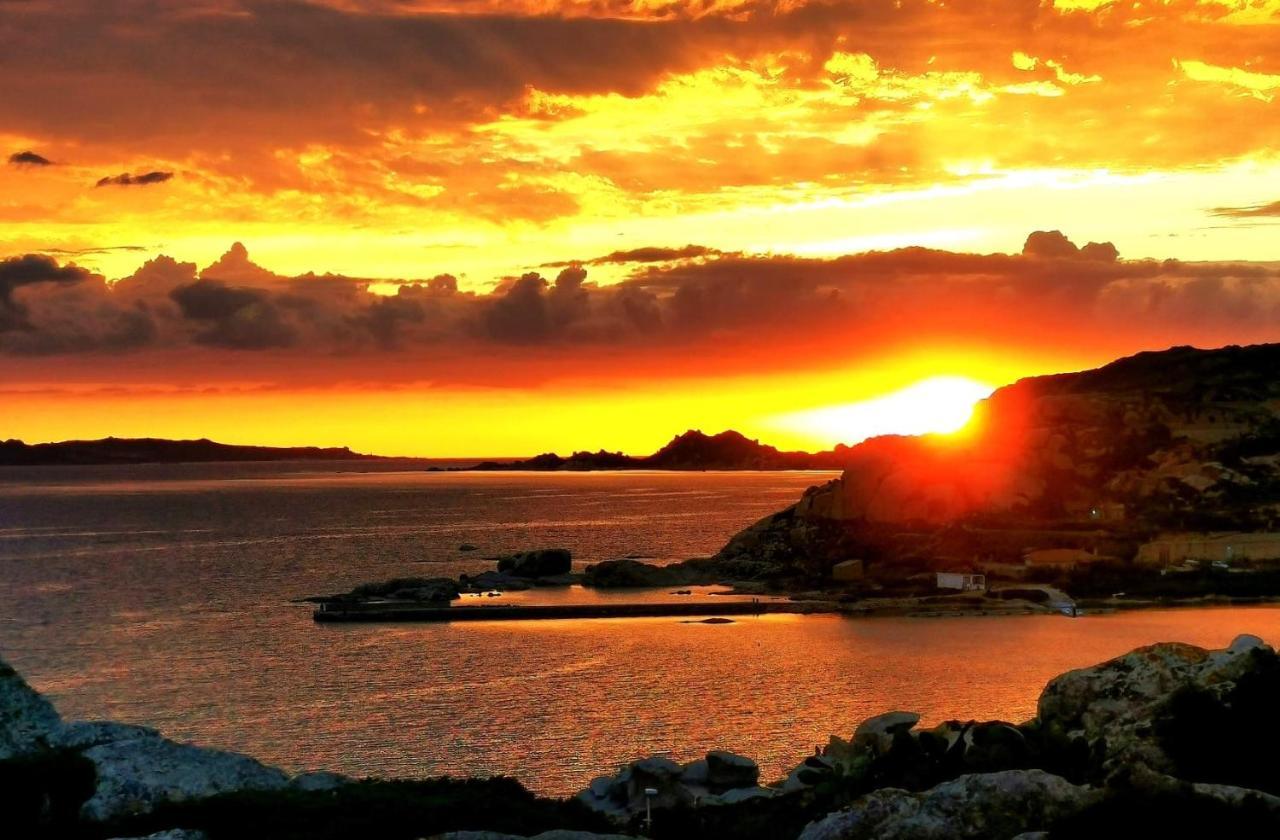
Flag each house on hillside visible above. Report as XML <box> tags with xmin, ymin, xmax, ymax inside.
<box><xmin>936</xmin><ymin>571</ymin><xmax>986</xmax><ymax>591</ymax></box>
<box><xmin>1136</xmin><ymin>532</ymin><xmax>1280</xmax><ymax>567</ymax></box>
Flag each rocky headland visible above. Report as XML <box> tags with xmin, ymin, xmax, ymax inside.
<box><xmin>7</xmin><ymin>636</ymin><xmax>1280</xmax><ymax>838</ymax></box>
<box><xmin>576</xmin><ymin>344</ymin><xmax>1280</xmax><ymax>612</ymax></box>
<box><xmin>472</xmin><ymin>430</ymin><xmax>855</xmax><ymax>472</ymax></box>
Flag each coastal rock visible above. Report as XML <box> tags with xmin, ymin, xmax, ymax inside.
<box><xmin>581</xmin><ymin>558</ymin><xmax>689</xmax><ymax>588</ymax></box>
<box><xmin>798</xmin><ymin>770</ymin><xmax>1099</xmax><ymax>840</ymax></box>
<box><xmin>497</xmin><ymin>549</ymin><xmax>572</xmax><ymax>578</ymax></box>
<box><xmin>706</xmin><ymin>750</ymin><xmax>760</xmax><ymax>789</ymax></box>
<box><xmin>51</xmin><ymin>721</ymin><xmax>162</xmax><ymax>751</ymax></box>
<box><xmin>852</xmin><ymin>711</ymin><xmax>921</xmax><ymax>757</ymax></box>
<box><xmin>1036</xmin><ymin>635</ymin><xmax>1279</xmax><ymax>777</ymax></box>
<box><xmin>463</xmin><ymin>570</ymin><xmax>532</xmax><ymax>592</ymax></box>
<box><xmin>81</xmin><ymin>735</ymin><xmax>289</xmax><ymax>821</ymax></box>
<box><xmin>0</xmin><ymin>659</ymin><xmax>63</xmax><ymax>758</ymax></box>
<box><xmin>349</xmin><ymin>576</ymin><xmax>461</xmax><ymax>603</ymax></box>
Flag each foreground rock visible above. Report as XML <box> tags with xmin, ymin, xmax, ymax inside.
<box><xmin>798</xmin><ymin>770</ymin><xmax>1100</xmax><ymax>840</ymax></box>
<box><xmin>80</xmin><ymin>729</ymin><xmax>289</xmax><ymax>821</ymax></box>
<box><xmin>577</xmin><ymin>750</ymin><xmax>769</xmax><ymax>821</ymax></box>
<box><xmin>8</xmin><ymin>635</ymin><xmax>1280</xmax><ymax>838</ymax></box>
<box><xmin>0</xmin><ymin>659</ymin><xmax>63</xmax><ymax>758</ymax></box>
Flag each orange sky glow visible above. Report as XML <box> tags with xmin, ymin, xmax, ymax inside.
<box><xmin>3</xmin><ymin>0</ymin><xmax>1280</xmax><ymax>456</ymax></box>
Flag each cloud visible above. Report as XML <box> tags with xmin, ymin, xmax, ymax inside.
<box><xmin>0</xmin><ymin>254</ymin><xmax>93</xmax><ymax>330</ymax></box>
<box><xmin>8</xmin><ymin>150</ymin><xmax>53</xmax><ymax>166</ymax></box>
<box><xmin>1211</xmin><ymin>201</ymin><xmax>1280</xmax><ymax>218</ymax></box>
<box><xmin>95</xmin><ymin>171</ymin><xmax>174</xmax><ymax>187</ymax></box>
<box><xmin>2</xmin><ymin>235</ymin><xmax>1278</xmax><ymax>386</ymax></box>
<box><xmin>1023</xmin><ymin>230</ymin><xmax>1119</xmax><ymax>261</ymax></box>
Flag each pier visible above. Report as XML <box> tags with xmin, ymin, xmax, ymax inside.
<box><xmin>313</xmin><ymin>599</ymin><xmax>826</xmax><ymax>623</ymax></box>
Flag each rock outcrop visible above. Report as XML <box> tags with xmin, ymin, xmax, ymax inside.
<box><xmin>497</xmin><ymin>548</ymin><xmax>573</xmax><ymax>578</ymax></box>
<box><xmin>577</xmin><ymin>751</ymin><xmax>769</xmax><ymax>821</ymax></box>
<box><xmin>8</xmin><ymin>635</ymin><xmax>1280</xmax><ymax>838</ymax></box>
<box><xmin>797</xmin><ymin>770</ymin><xmax>1100</xmax><ymax>840</ymax></box>
<box><xmin>714</xmin><ymin>343</ymin><xmax>1280</xmax><ymax>583</ymax></box>
<box><xmin>80</xmin><ymin>729</ymin><xmax>289</xmax><ymax>821</ymax></box>
<box><xmin>0</xmin><ymin>659</ymin><xmax>63</xmax><ymax>758</ymax></box>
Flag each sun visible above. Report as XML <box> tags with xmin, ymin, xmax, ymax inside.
<box><xmin>768</xmin><ymin>376</ymin><xmax>996</xmax><ymax>448</ymax></box>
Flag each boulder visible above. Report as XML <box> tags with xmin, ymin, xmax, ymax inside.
<box><xmin>81</xmin><ymin>735</ymin><xmax>289</xmax><ymax>821</ymax></box>
<box><xmin>798</xmin><ymin>769</ymin><xmax>1100</xmax><ymax>839</ymax></box>
<box><xmin>1036</xmin><ymin>636</ymin><xmax>1279</xmax><ymax>777</ymax></box>
<box><xmin>0</xmin><ymin>658</ymin><xmax>63</xmax><ymax>758</ymax></box>
<box><xmin>575</xmin><ymin>754</ymin><xmax>693</xmax><ymax>820</ymax></box>
<box><xmin>852</xmin><ymin>711</ymin><xmax>921</xmax><ymax>757</ymax></box>
<box><xmin>497</xmin><ymin>549</ymin><xmax>572</xmax><ymax>578</ymax></box>
<box><xmin>705</xmin><ymin>750</ymin><xmax>760</xmax><ymax>790</ymax></box>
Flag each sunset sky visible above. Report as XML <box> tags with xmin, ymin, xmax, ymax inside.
<box><xmin>4</xmin><ymin>0</ymin><xmax>1280</xmax><ymax>456</ymax></box>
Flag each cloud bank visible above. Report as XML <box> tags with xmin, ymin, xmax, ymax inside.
<box><xmin>4</xmin><ymin>234</ymin><xmax>1279</xmax><ymax>389</ymax></box>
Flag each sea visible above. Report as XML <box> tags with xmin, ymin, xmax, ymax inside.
<box><xmin>2</xmin><ymin>462</ymin><xmax>1278</xmax><ymax>796</ymax></box>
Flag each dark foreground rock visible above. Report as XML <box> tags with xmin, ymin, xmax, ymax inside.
<box><xmin>7</xmin><ymin>635</ymin><xmax>1280</xmax><ymax>838</ymax></box>
<box><xmin>798</xmin><ymin>770</ymin><xmax>1099</xmax><ymax>840</ymax></box>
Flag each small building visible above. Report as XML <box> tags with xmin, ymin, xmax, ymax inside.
<box><xmin>936</xmin><ymin>571</ymin><xmax>986</xmax><ymax>592</ymax></box>
<box><xmin>1023</xmin><ymin>548</ymin><xmax>1097</xmax><ymax>570</ymax></box>
<box><xmin>831</xmin><ymin>559</ymin><xmax>865</xmax><ymax>582</ymax></box>
<box><xmin>1136</xmin><ymin>532</ymin><xmax>1280</xmax><ymax>568</ymax></box>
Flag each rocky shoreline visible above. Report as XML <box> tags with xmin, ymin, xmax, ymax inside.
<box><xmin>7</xmin><ymin>635</ymin><xmax>1280</xmax><ymax>838</ymax></box>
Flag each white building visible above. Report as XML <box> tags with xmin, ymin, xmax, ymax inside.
<box><xmin>936</xmin><ymin>572</ymin><xmax>986</xmax><ymax>591</ymax></box>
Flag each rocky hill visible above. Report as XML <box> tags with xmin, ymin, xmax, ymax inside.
<box><xmin>714</xmin><ymin>343</ymin><xmax>1280</xmax><ymax>582</ymax></box>
<box><xmin>475</xmin><ymin>430</ymin><xmax>851</xmax><ymax>471</ymax></box>
<box><xmin>0</xmin><ymin>437</ymin><xmax>382</xmax><ymax>466</ymax></box>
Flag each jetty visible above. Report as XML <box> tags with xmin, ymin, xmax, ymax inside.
<box><xmin>313</xmin><ymin>599</ymin><xmax>828</xmax><ymax>623</ymax></box>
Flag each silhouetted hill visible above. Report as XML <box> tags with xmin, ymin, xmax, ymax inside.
<box><xmin>474</xmin><ymin>430</ymin><xmax>850</xmax><ymax>471</ymax></box>
<box><xmin>714</xmin><ymin>341</ymin><xmax>1280</xmax><ymax>583</ymax></box>
<box><xmin>0</xmin><ymin>437</ymin><xmax>381</xmax><ymax>466</ymax></box>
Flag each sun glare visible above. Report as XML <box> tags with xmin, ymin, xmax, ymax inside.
<box><xmin>768</xmin><ymin>376</ymin><xmax>996</xmax><ymax>448</ymax></box>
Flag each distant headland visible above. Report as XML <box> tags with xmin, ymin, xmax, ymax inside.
<box><xmin>0</xmin><ymin>429</ymin><xmax>853</xmax><ymax>470</ymax></box>
<box><xmin>472</xmin><ymin>430</ymin><xmax>854</xmax><ymax>471</ymax></box>
<box><xmin>0</xmin><ymin>437</ymin><xmax>384</xmax><ymax>466</ymax></box>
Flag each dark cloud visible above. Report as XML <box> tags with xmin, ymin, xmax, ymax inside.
<box><xmin>544</xmin><ymin>245</ymin><xmax>724</xmax><ymax>267</ymax></box>
<box><xmin>8</xmin><ymin>150</ymin><xmax>53</xmax><ymax>166</ymax></box>
<box><xmin>1211</xmin><ymin>201</ymin><xmax>1280</xmax><ymax>219</ymax></box>
<box><xmin>1022</xmin><ymin>230</ymin><xmax>1118</xmax><ymax>262</ymax></box>
<box><xmin>2</xmin><ymin>236</ymin><xmax>1279</xmax><ymax>370</ymax></box>
<box><xmin>95</xmin><ymin>171</ymin><xmax>174</xmax><ymax>187</ymax></box>
<box><xmin>0</xmin><ymin>255</ymin><xmax>93</xmax><ymax>330</ymax></box>
<box><xmin>170</xmin><ymin>278</ymin><xmax>295</xmax><ymax>349</ymax></box>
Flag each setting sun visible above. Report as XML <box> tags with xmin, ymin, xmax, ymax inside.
<box><xmin>766</xmin><ymin>376</ymin><xmax>996</xmax><ymax>448</ymax></box>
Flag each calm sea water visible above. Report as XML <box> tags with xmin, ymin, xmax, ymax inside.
<box><xmin>2</xmin><ymin>463</ymin><xmax>1278</xmax><ymax>796</ymax></box>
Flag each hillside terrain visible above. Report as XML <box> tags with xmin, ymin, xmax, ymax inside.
<box><xmin>710</xmin><ymin>343</ymin><xmax>1280</xmax><ymax>593</ymax></box>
